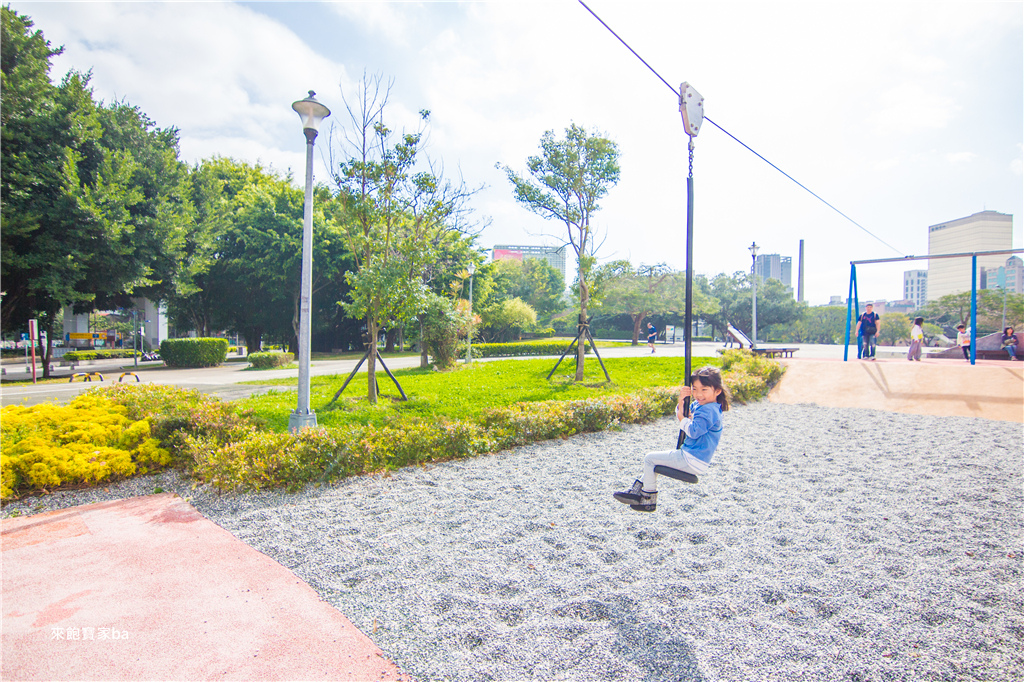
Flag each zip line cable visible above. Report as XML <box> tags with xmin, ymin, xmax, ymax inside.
<box><xmin>577</xmin><ymin>0</ymin><xmax>906</xmax><ymax>257</ymax></box>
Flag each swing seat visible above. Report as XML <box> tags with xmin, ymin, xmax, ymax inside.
<box><xmin>654</xmin><ymin>465</ymin><xmax>699</xmax><ymax>484</ymax></box>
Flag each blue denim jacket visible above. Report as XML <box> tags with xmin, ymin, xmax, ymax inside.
<box><xmin>681</xmin><ymin>401</ymin><xmax>723</xmax><ymax>464</ymax></box>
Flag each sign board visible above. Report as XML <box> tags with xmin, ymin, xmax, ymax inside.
<box><xmin>664</xmin><ymin>325</ymin><xmax>676</xmax><ymax>343</ymax></box>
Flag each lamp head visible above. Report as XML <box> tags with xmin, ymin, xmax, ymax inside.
<box><xmin>292</xmin><ymin>90</ymin><xmax>331</xmax><ymax>132</ymax></box>
<box><xmin>749</xmin><ymin>241</ymin><xmax>759</xmax><ymax>257</ymax></box>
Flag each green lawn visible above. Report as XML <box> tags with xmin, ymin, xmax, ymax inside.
<box><xmin>239</xmin><ymin>356</ymin><xmax>716</xmax><ymax>432</ymax></box>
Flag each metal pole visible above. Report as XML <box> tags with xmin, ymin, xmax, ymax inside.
<box><xmin>751</xmin><ymin>255</ymin><xmax>758</xmax><ymax>348</ymax></box>
<box><xmin>465</xmin><ymin>273</ymin><xmax>474</xmax><ymax>364</ymax></box>
<box><xmin>684</xmin><ymin>147</ymin><xmax>694</xmax><ymax>384</ymax></box>
<box><xmin>844</xmin><ymin>263</ymin><xmax>856</xmax><ymax>361</ymax></box>
<box><xmin>289</xmin><ymin>128</ymin><xmax>318</xmax><ymax>432</ymax></box>
<box><xmin>970</xmin><ymin>254</ymin><xmax>977</xmax><ymax>365</ymax></box>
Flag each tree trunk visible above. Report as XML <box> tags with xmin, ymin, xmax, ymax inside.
<box><xmin>575</xmin><ymin>281</ymin><xmax>587</xmax><ymax>382</ymax></box>
<box><xmin>385</xmin><ymin>327</ymin><xmax>397</xmax><ymax>352</ymax></box>
<box><xmin>419</xmin><ymin>314</ymin><xmax>429</xmax><ymax>368</ymax></box>
<box><xmin>631</xmin><ymin>314</ymin><xmax>644</xmax><ymax>346</ymax></box>
<box><xmin>244</xmin><ymin>327</ymin><xmax>263</xmax><ymax>353</ymax></box>
<box><xmin>366</xmin><ymin>317</ymin><xmax>379</xmax><ymax>404</ymax></box>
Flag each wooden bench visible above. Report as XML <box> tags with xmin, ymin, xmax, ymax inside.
<box><xmin>752</xmin><ymin>347</ymin><xmax>798</xmax><ymax>359</ymax></box>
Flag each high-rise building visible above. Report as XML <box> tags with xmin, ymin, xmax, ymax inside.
<box><xmin>927</xmin><ymin>210</ymin><xmax>1013</xmax><ymax>300</ymax></box>
<box><xmin>981</xmin><ymin>255</ymin><xmax>1024</xmax><ymax>295</ymax></box>
<box><xmin>754</xmin><ymin>253</ymin><xmax>792</xmax><ymax>287</ymax></box>
<box><xmin>492</xmin><ymin>244</ymin><xmax>567</xmax><ymax>281</ymax></box>
<box><xmin>903</xmin><ymin>270</ymin><xmax>928</xmax><ymax>309</ymax></box>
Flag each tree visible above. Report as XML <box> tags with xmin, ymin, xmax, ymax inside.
<box><xmin>598</xmin><ymin>261</ymin><xmax>715</xmax><ymax>345</ymax></box>
<box><xmin>726</xmin><ymin>276</ymin><xmax>804</xmax><ymax>342</ymax></box>
<box><xmin>329</xmin><ymin>73</ymin><xmax>476</xmax><ymax>402</ymax></box>
<box><xmin>919</xmin><ymin>290</ymin><xmax>1023</xmax><ymax>334</ymax></box>
<box><xmin>770</xmin><ymin>305</ymin><xmax>849</xmax><ymax>344</ymax></box>
<box><xmin>878</xmin><ymin>312</ymin><xmax>910</xmax><ymax>346</ymax></box>
<box><xmin>1</xmin><ymin>8</ymin><xmax>191</xmax><ymax>376</ymax></box>
<box><xmin>479</xmin><ymin>297</ymin><xmax>537</xmax><ymax>342</ymax></box>
<box><xmin>499</xmin><ymin>123</ymin><xmax>620</xmax><ymax>381</ymax></box>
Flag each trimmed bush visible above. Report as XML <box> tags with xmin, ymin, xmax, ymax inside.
<box><xmin>472</xmin><ymin>339</ymin><xmax>591</xmax><ymax>358</ymax></box>
<box><xmin>160</xmin><ymin>338</ymin><xmax>228</xmax><ymax>368</ymax></box>
<box><xmin>64</xmin><ymin>349</ymin><xmax>141</xmax><ymax>362</ymax></box>
<box><xmin>718</xmin><ymin>349</ymin><xmax>785</xmax><ymax>403</ymax></box>
<box><xmin>248</xmin><ymin>352</ymin><xmax>295</xmax><ymax>369</ymax></box>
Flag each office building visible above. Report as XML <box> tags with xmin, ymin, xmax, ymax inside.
<box><xmin>492</xmin><ymin>244</ymin><xmax>567</xmax><ymax>281</ymax></box>
<box><xmin>754</xmin><ymin>253</ymin><xmax>792</xmax><ymax>287</ymax></box>
<box><xmin>981</xmin><ymin>255</ymin><xmax>1024</xmax><ymax>294</ymax></box>
<box><xmin>927</xmin><ymin>211</ymin><xmax>1013</xmax><ymax>300</ymax></box>
<box><xmin>903</xmin><ymin>270</ymin><xmax>928</xmax><ymax>309</ymax></box>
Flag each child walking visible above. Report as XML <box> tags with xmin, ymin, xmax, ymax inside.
<box><xmin>907</xmin><ymin>317</ymin><xmax>924</xmax><ymax>361</ymax></box>
<box><xmin>956</xmin><ymin>323</ymin><xmax>970</xmax><ymax>361</ymax></box>
<box><xmin>613</xmin><ymin>366</ymin><xmax>730</xmax><ymax>512</ymax></box>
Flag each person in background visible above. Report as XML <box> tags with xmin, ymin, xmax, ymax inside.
<box><xmin>856</xmin><ymin>303</ymin><xmax>880</xmax><ymax>360</ymax></box>
<box><xmin>1001</xmin><ymin>327</ymin><xmax>1019</xmax><ymax>361</ymax></box>
<box><xmin>907</xmin><ymin>317</ymin><xmax>924</xmax><ymax>361</ymax></box>
<box><xmin>956</xmin><ymin>323</ymin><xmax>971</xmax><ymax>361</ymax></box>
<box><xmin>647</xmin><ymin>322</ymin><xmax>658</xmax><ymax>354</ymax></box>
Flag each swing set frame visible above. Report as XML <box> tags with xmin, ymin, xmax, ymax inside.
<box><xmin>844</xmin><ymin>248</ymin><xmax>1023</xmax><ymax>364</ymax></box>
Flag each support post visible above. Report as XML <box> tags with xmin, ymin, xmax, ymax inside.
<box><xmin>970</xmin><ymin>254</ymin><xmax>978</xmax><ymax>365</ymax></box>
<box><xmin>844</xmin><ymin>263</ymin><xmax>856</xmax><ymax>361</ymax></box>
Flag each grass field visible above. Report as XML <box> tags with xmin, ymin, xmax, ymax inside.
<box><xmin>239</xmin><ymin>356</ymin><xmax>716</xmax><ymax>432</ymax></box>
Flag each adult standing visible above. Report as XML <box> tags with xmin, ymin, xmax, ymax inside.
<box><xmin>647</xmin><ymin>322</ymin><xmax>658</xmax><ymax>354</ymax></box>
<box><xmin>1001</xmin><ymin>327</ymin><xmax>1019</xmax><ymax>360</ymax></box>
<box><xmin>856</xmin><ymin>303</ymin><xmax>880</xmax><ymax>360</ymax></box>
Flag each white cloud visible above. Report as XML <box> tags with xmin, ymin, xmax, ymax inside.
<box><xmin>18</xmin><ymin>1</ymin><xmax>349</xmax><ymax>176</ymax></box>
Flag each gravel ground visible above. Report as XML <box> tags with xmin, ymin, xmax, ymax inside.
<box><xmin>4</xmin><ymin>402</ymin><xmax>1022</xmax><ymax>681</ymax></box>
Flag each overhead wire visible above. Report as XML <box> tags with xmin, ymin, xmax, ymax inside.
<box><xmin>577</xmin><ymin>0</ymin><xmax>906</xmax><ymax>257</ymax></box>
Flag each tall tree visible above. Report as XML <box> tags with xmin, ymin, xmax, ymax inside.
<box><xmin>2</xmin><ymin>9</ymin><xmax>190</xmax><ymax>375</ymax></box>
<box><xmin>499</xmin><ymin>123</ymin><xmax>620</xmax><ymax>381</ymax></box>
<box><xmin>329</xmin><ymin>73</ymin><xmax>476</xmax><ymax>401</ymax></box>
<box><xmin>598</xmin><ymin>261</ymin><xmax>714</xmax><ymax>345</ymax></box>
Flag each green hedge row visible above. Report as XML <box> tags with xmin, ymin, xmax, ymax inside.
<box><xmin>64</xmin><ymin>350</ymin><xmax>140</xmax><ymax>361</ymax></box>
<box><xmin>248</xmin><ymin>352</ymin><xmax>295</xmax><ymax>369</ymax></box>
<box><xmin>160</xmin><ymin>338</ymin><xmax>228</xmax><ymax>368</ymax></box>
<box><xmin>471</xmin><ymin>339</ymin><xmax>591</xmax><ymax>358</ymax></box>
<box><xmin>97</xmin><ymin>384</ymin><xmax>680</xmax><ymax>493</ymax></box>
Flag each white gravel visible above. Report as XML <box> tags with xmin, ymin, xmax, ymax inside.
<box><xmin>4</xmin><ymin>402</ymin><xmax>1022</xmax><ymax>681</ymax></box>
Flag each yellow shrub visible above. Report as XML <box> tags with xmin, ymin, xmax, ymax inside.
<box><xmin>0</xmin><ymin>394</ymin><xmax>171</xmax><ymax>500</ymax></box>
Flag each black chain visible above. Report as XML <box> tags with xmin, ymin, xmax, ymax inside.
<box><xmin>689</xmin><ymin>143</ymin><xmax>694</xmax><ymax>179</ymax></box>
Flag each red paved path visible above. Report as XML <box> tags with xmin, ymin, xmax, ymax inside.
<box><xmin>1</xmin><ymin>493</ymin><xmax>406</xmax><ymax>681</ymax></box>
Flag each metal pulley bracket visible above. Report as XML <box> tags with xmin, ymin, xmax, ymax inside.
<box><xmin>679</xmin><ymin>82</ymin><xmax>704</xmax><ymax>138</ymax></box>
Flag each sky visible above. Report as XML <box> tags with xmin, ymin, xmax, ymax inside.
<box><xmin>10</xmin><ymin>0</ymin><xmax>1023</xmax><ymax>305</ymax></box>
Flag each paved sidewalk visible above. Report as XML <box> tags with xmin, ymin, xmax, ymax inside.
<box><xmin>1</xmin><ymin>494</ymin><xmax>406</xmax><ymax>681</ymax></box>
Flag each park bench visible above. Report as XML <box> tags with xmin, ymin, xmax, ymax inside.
<box><xmin>725</xmin><ymin>324</ymin><xmax>797</xmax><ymax>358</ymax></box>
<box><xmin>752</xmin><ymin>347</ymin><xmax>798</xmax><ymax>359</ymax></box>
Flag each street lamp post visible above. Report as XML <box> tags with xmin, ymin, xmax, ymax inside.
<box><xmin>749</xmin><ymin>241</ymin><xmax>759</xmax><ymax>348</ymax></box>
<box><xmin>465</xmin><ymin>263</ymin><xmax>475</xmax><ymax>364</ymax></box>
<box><xmin>289</xmin><ymin>91</ymin><xmax>330</xmax><ymax>433</ymax></box>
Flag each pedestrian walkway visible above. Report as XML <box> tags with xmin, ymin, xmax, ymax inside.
<box><xmin>1</xmin><ymin>494</ymin><xmax>406</xmax><ymax>681</ymax></box>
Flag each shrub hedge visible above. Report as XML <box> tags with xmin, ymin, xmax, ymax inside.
<box><xmin>160</xmin><ymin>338</ymin><xmax>228</xmax><ymax>368</ymax></box>
<box><xmin>472</xmin><ymin>339</ymin><xmax>591</xmax><ymax>358</ymax></box>
<box><xmin>2</xmin><ymin>354</ymin><xmax>783</xmax><ymax>499</ymax></box>
<box><xmin>248</xmin><ymin>352</ymin><xmax>295</xmax><ymax>369</ymax></box>
<box><xmin>64</xmin><ymin>349</ymin><xmax>140</xmax><ymax>362</ymax></box>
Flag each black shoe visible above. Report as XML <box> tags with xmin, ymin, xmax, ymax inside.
<box><xmin>613</xmin><ymin>479</ymin><xmax>644</xmax><ymax>505</ymax></box>
<box><xmin>630</xmin><ymin>490</ymin><xmax>658</xmax><ymax>512</ymax></box>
